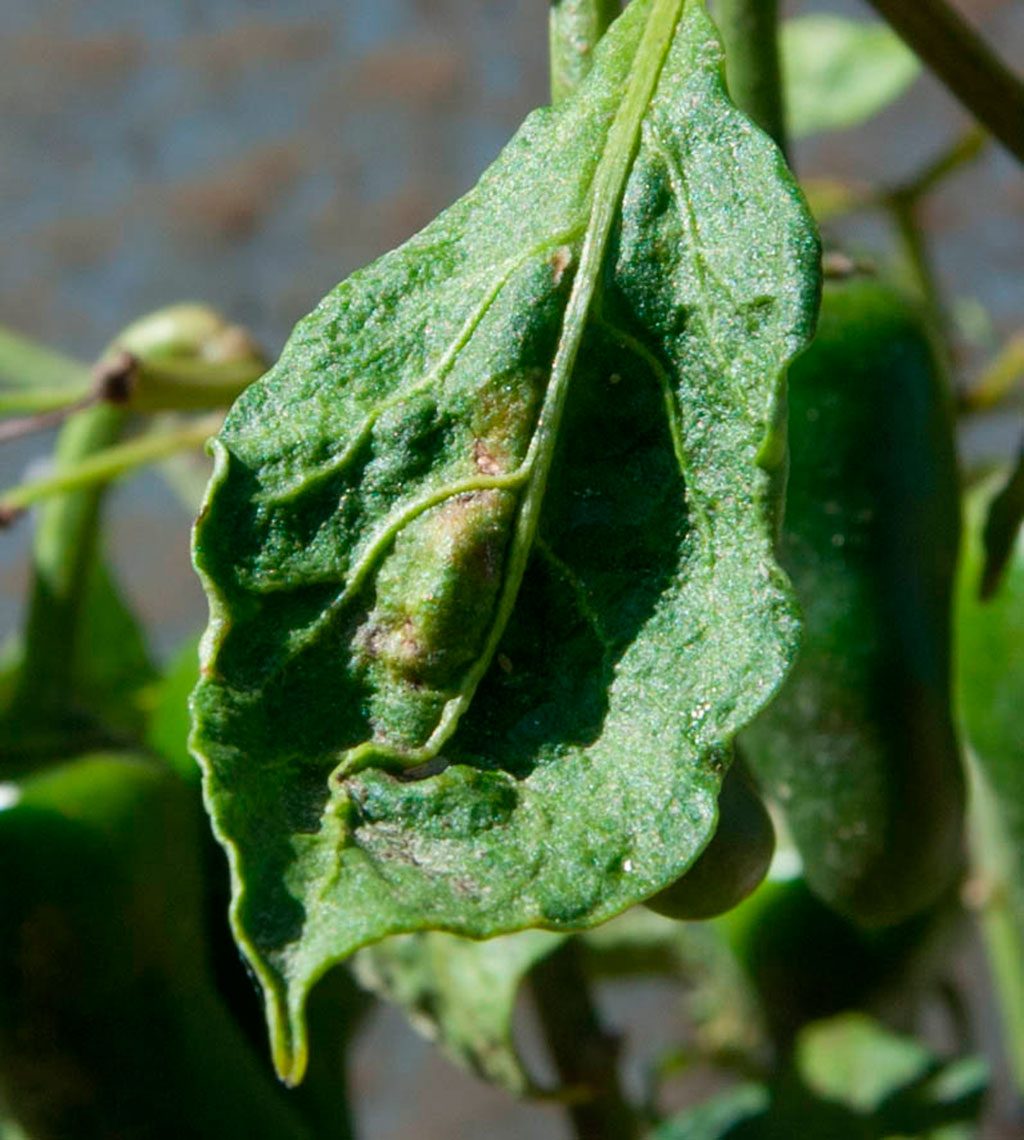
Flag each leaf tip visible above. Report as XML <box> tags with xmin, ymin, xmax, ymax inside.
<box><xmin>268</xmin><ymin>987</ymin><xmax>311</xmax><ymax>1087</ymax></box>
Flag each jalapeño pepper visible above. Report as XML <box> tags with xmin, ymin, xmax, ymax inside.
<box><xmin>742</xmin><ymin>271</ymin><xmax>964</xmax><ymax>927</ymax></box>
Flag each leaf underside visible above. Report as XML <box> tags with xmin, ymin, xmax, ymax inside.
<box><xmin>352</xmin><ymin>929</ymin><xmax>566</xmax><ymax>1095</ymax></box>
<box><xmin>191</xmin><ymin>0</ymin><xmax>819</xmax><ymax>1083</ymax></box>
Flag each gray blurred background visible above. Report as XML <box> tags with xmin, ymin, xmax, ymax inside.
<box><xmin>1</xmin><ymin>1</ymin><xmax>1021</xmax><ymax>1135</ymax></box>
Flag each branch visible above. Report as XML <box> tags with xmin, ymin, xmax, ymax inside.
<box><xmin>965</xmin><ymin>754</ymin><xmax>1024</xmax><ymax>1095</ymax></box>
<box><xmin>0</xmin><ymin>413</ymin><xmax>222</xmax><ymax>520</ymax></box>
<box><xmin>865</xmin><ymin>0</ymin><xmax>1024</xmax><ymax>165</ymax></box>
<box><xmin>549</xmin><ymin>0</ymin><xmax>621</xmax><ymax>103</ymax></box>
<box><xmin>531</xmin><ymin>940</ymin><xmax>639</xmax><ymax>1140</ymax></box>
<box><xmin>712</xmin><ymin>0</ymin><xmax>787</xmax><ymax>158</ymax></box>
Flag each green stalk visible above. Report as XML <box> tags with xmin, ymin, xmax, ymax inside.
<box><xmin>712</xmin><ymin>0</ymin><xmax>787</xmax><ymax>157</ymax></box>
<box><xmin>895</xmin><ymin>126</ymin><xmax>987</xmax><ymax>202</ymax></box>
<box><xmin>10</xmin><ymin>403</ymin><xmax>128</xmax><ymax>729</ymax></box>
<box><xmin>888</xmin><ymin>199</ymin><xmax>951</xmax><ymax>376</ymax></box>
<box><xmin>1</xmin><ymin>414</ymin><xmax>222</xmax><ymax>515</ymax></box>
<box><xmin>965</xmin><ymin>334</ymin><xmax>1024</xmax><ymax>412</ymax></box>
<box><xmin>0</xmin><ymin>385</ymin><xmax>92</xmax><ymax>416</ymax></box>
<box><xmin>966</xmin><ymin>754</ymin><xmax>1024</xmax><ymax>1094</ymax></box>
<box><xmin>883</xmin><ymin>130</ymin><xmax>985</xmax><ymax>393</ymax></box>
<box><xmin>865</xmin><ymin>0</ymin><xmax>1024</xmax><ymax>166</ymax></box>
<box><xmin>550</xmin><ymin>0</ymin><xmax>622</xmax><ymax>103</ymax></box>
<box><xmin>531</xmin><ymin>941</ymin><xmax>639</xmax><ymax>1140</ymax></box>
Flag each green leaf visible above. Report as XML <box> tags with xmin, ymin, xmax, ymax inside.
<box><xmin>146</xmin><ymin>634</ymin><xmax>203</xmax><ymax>784</ymax></box>
<box><xmin>796</xmin><ymin>1014</ymin><xmax>931</xmax><ymax>1115</ymax></box>
<box><xmin>742</xmin><ymin>276</ymin><xmax>964</xmax><ymax>927</ymax></box>
<box><xmin>791</xmin><ymin>1014</ymin><xmax>986</xmax><ymax>1135</ymax></box>
<box><xmin>780</xmin><ymin>17</ymin><xmax>921</xmax><ymax>139</ymax></box>
<box><xmin>191</xmin><ymin>0</ymin><xmax>819</xmax><ymax>1083</ymax></box>
<box><xmin>653</xmin><ymin>1017</ymin><xmax>986</xmax><ymax>1140</ymax></box>
<box><xmin>0</xmin><ymin>323</ymin><xmax>90</xmax><ymax>393</ymax></box>
<box><xmin>72</xmin><ymin>557</ymin><xmax>158</xmax><ymax>737</ymax></box>
<box><xmin>353</xmin><ymin>929</ymin><xmax>565</xmax><ymax>1094</ymax></box>
<box><xmin>652</xmin><ymin>1082</ymin><xmax>769</xmax><ymax>1140</ymax></box>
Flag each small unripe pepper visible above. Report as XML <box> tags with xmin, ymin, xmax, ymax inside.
<box><xmin>742</xmin><ymin>270</ymin><xmax>964</xmax><ymax>927</ymax></box>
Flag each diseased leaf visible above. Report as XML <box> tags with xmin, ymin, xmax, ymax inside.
<box><xmin>191</xmin><ymin>0</ymin><xmax>819</xmax><ymax>1083</ymax></box>
<box><xmin>352</xmin><ymin>929</ymin><xmax>565</xmax><ymax>1094</ymax></box>
<box><xmin>780</xmin><ymin>16</ymin><xmax>920</xmax><ymax>140</ymax></box>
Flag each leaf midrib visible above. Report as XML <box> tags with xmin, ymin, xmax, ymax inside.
<box><xmin>332</xmin><ymin>0</ymin><xmax>687</xmax><ymax>779</ymax></box>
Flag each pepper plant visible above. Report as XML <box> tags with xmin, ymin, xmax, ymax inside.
<box><xmin>1</xmin><ymin>1</ymin><xmax>1022</xmax><ymax>1137</ymax></box>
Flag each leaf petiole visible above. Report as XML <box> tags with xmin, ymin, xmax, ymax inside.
<box><xmin>0</xmin><ymin>413</ymin><xmax>222</xmax><ymax>520</ymax></box>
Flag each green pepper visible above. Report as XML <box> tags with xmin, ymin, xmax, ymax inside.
<box><xmin>742</xmin><ymin>271</ymin><xmax>964</xmax><ymax>927</ymax></box>
<box><xmin>0</xmin><ymin>753</ymin><xmax>317</xmax><ymax>1140</ymax></box>
<box><xmin>644</xmin><ymin>754</ymin><xmax>775</xmax><ymax>921</ymax></box>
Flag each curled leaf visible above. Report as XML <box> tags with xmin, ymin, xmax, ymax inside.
<box><xmin>191</xmin><ymin>0</ymin><xmax>818</xmax><ymax>1083</ymax></box>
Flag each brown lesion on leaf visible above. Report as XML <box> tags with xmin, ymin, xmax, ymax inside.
<box><xmin>355</xmin><ymin>489</ymin><xmax>516</xmax><ymax>694</ymax></box>
<box><xmin>472</xmin><ymin>438</ymin><xmax>503</xmax><ymax>476</ymax></box>
<box><xmin>550</xmin><ymin>244</ymin><xmax>573</xmax><ymax>287</ymax></box>
<box><xmin>469</xmin><ymin>368</ymin><xmax>546</xmax><ymax>474</ymax></box>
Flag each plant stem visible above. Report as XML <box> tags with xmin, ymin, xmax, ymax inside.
<box><xmin>0</xmin><ymin>385</ymin><xmax>93</xmax><ymax>417</ymax></box>
<box><xmin>865</xmin><ymin>0</ymin><xmax>1024</xmax><ymax>165</ymax></box>
<box><xmin>10</xmin><ymin>403</ymin><xmax>128</xmax><ymax>726</ymax></box>
<box><xmin>712</xmin><ymin>0</ymin><xmax>787</xmax><ymax>157</ymax></box>
<box><xmin>965</xmin><ymin>334</ymin><xmax>1024</xmax><ymax>412</ymax></box>
<box><xmin>0</xmin><ymin>356</ymin><xmax>261</xmax><ymax>420</ymax></box>
<box><xmin>881</xmin><ymin>128</ymin><xmax>988</xmax><ymax>389</ymax></box>
<box><xmin>549</xmin><ymin>0</ymin><xmax>621</xmax><ymax>103</ymax></box>
<box><xmin>895</xmin><ymin>125</ymin><xmax>987</xmax><ymax>202</ymax></box>
<box><xmin>965</xmin><ymin>753</ymin><xmax>1024</xmax><ymax>1095</ymax></box>
<box><xmin>531</xmin><ymin>940</ymin><xmax>638</xmax><ymax>1140</ymax></box>
<box><xmin>888</xmin><ymin>197</ymin><xmax>952</xmax><ymax>375</ymax></box>
<box><xmin>1</xmin><ymin>413</ymin><xmax>222</xmax><ymax>516</ymax></box>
